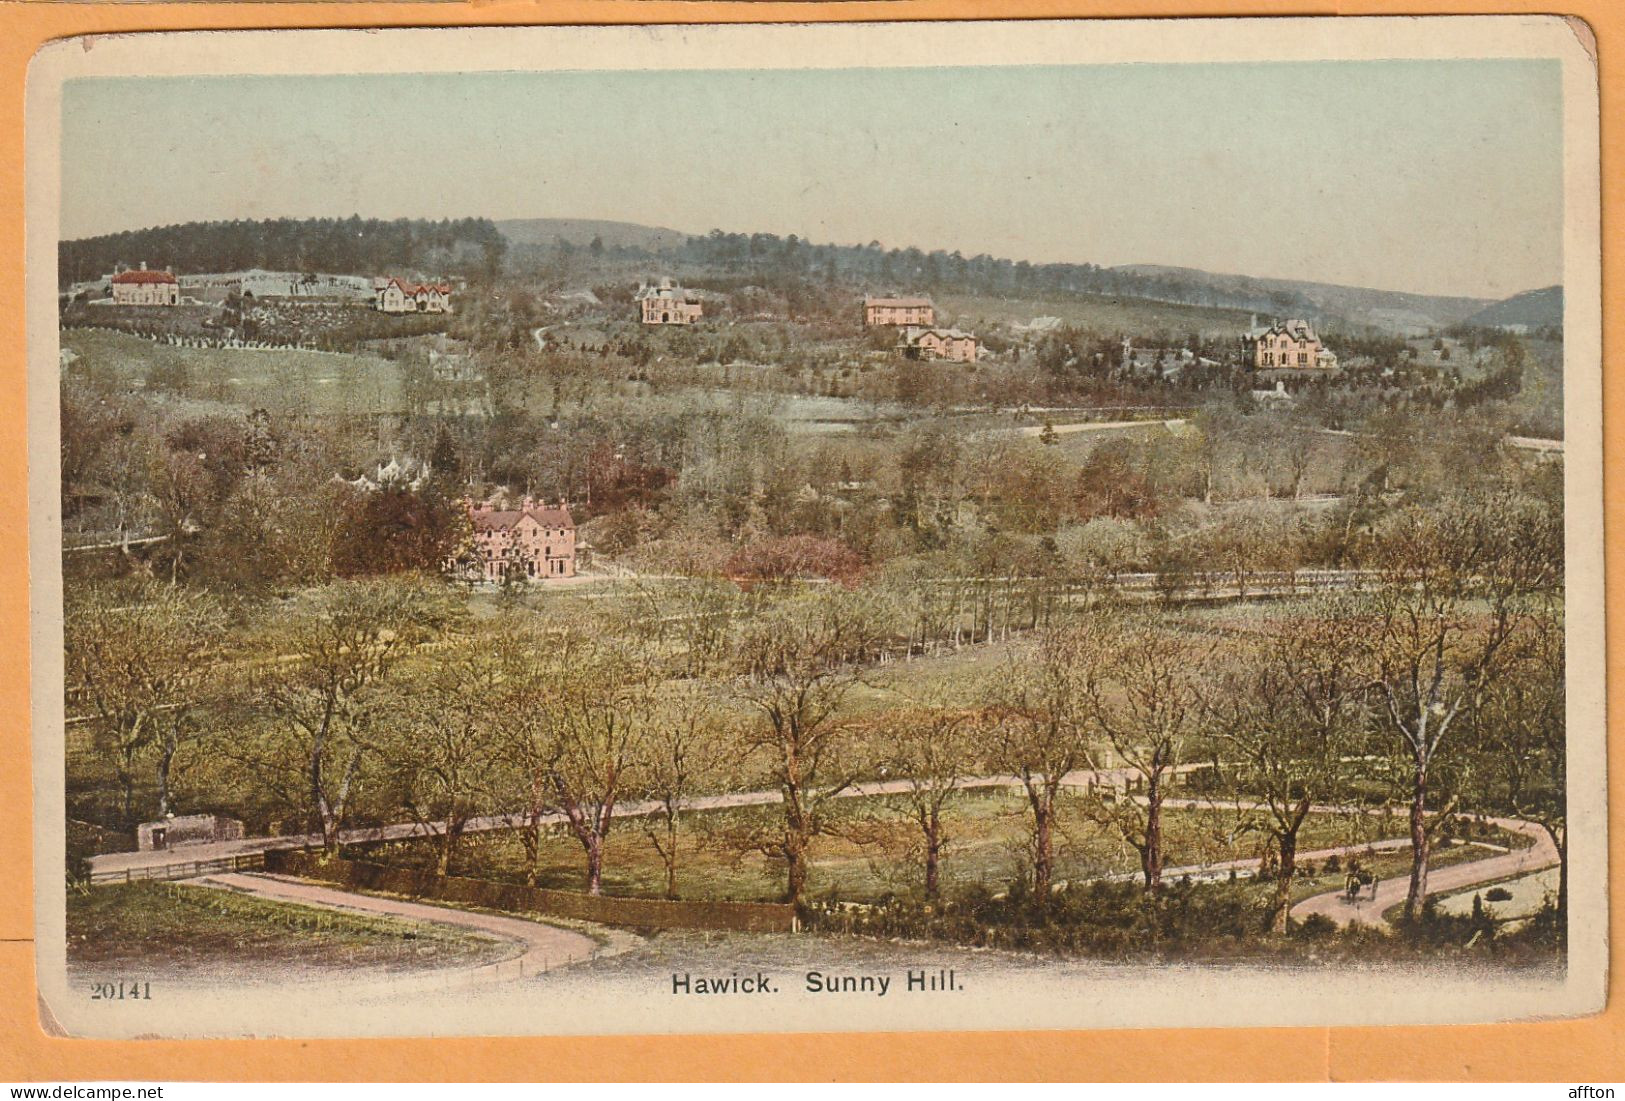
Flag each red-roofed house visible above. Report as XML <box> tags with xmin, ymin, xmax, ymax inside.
<box><xmin>449</xmin><ymin>497</ymin><xmax>576</xmax><ymax>582</ymax></box>
<box><xmin>863</xmin><ymin>295</ymin><xmax>935</xmax><ymax>328</ymax></box>
<box><xmin>110</xmin><ymin>265</ymin><xmax>179</xmax><ymax>306</ymax></box>
<box><xmin>375</xmin><ymin>277</ymin><xmax>453</xmax><ymax>314</ymax></box>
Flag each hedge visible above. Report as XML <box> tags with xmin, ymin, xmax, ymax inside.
<box><xmin>264</xmin><ymin>849</ymin><xmax>796</xmax><ymax>934</ymax></box>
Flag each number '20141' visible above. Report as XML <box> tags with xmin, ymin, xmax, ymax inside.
<box><xmin>90</xmin><ymin>980</ymin><xmax>151</xmax><ymax>1000</ymax></box>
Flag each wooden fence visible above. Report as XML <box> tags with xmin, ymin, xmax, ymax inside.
<box><xmin>265</xmin><ymin>850</ymin><xmax>796</xmax><ymax>934</ymax></box>
<box><xmin>90</xmin><ymin>851</ymin><xmax>266</xmax><ymax>885</ymax></box>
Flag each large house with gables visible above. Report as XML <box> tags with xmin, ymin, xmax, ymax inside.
<box><xmin>375</xmin><ymin>277</ymin><xmax>453</xmax><ymax>314</ymax></box>
<box><xmin>1244</xmin><ymin>316</ymin><xmax>1339</xmax><ymax>373</ymax></box>
<box><xmin>447</xmin><ymin>497</ymin><xmax>577</xmax><ymax>583</ymax></box>
<box><xmin>899</xmin><ymin>325</ymin><xmax>979</xmax><ymax>363</ymax></box>
<box><xmin>635</xmin><ymin>278</ymin><xmax>703</xmax><ymax>325</ymax></box>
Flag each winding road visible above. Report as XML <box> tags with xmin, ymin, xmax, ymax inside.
<box><xmin>1289</xmin><ymin>814</ymin><xmax>1560</xmax><ymax>929</ymax></box>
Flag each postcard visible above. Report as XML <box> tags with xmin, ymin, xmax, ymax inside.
<box><xmin>26</xmin><ymin>16</ymin><xmax>1604</xmax><ymax>1039</ymax></box>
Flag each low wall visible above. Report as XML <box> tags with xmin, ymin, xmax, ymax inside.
<box><xmin>264</xmin><ymin>850</ymin><xmax>796</xmax><ymax>934</ymax></box>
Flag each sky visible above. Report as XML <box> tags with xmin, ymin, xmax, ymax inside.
<box><xmin>60</xmin><ymin>60</ymin><xmax>1563</xmax><ymax>299</ymax></box>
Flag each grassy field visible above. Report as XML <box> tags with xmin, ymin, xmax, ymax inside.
<box><xmin>66</xmin><ymin>881</ymin><xmax>512</xmax><ymax>979</ymax></box>
<box><xmin>363</xmin><ymin>790</ymin><xmax>1410</xmax><ymax>904</ymax></box>
<box><xmin>62</xmin><ymin>329</ymin><xmax>404</xmax><ymax>416</ymax></box>
<box><xmin>1050</xmin><ymin>419</ymin><xmax>1365</xmax><ymax>499</ymax></box>
<box><xmin>937</xmin><ymin>292</ymin><xmax>1255</xmax><ymax>340</ymax></box>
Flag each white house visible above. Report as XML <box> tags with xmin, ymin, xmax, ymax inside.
<box><xmin>109</xmin><ymin>265</ymin><xmax>180</xmax><ymax>306</ymax></box>
<box><xmin>375</xmin><ymin>277</ymin><xmax>453</xmax><ymax>314</ymax></box>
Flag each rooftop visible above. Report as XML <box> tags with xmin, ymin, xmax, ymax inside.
<box><xmin>111</xmin><ymin>269</ymin><xmax>177</xmax><ymax>285</ymax></box>
<box><xmin>470</xmin><ymin>499</ymin><xmax>574</xmax><ymax>531</ymax></box>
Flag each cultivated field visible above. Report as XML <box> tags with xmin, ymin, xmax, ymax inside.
<box><xmin>62</xmin><ymin>329</ymin><xmax>404</xmax><ymax>417</ymax></box>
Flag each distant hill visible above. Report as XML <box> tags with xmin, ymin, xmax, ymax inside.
<box><xmin>496</xmin><ymin>218</ymin><xmax>691</xmax><ymax>254</ymax></box>
<box><xmin>1459</xmin><ymin>285</ymin><xmax>1563</xmax><ymax>331</ymax></box>
<box><xmin>1110</xmin><ymin>264</ymin><xmax>1494</xmax><ymax>336</ymax></box>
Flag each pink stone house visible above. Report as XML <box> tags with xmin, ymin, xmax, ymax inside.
<box><xmin>1245</xmin><ymin>317</ymin><xmax>1337</xmax><ymax>371</ymax></box>
<box><xmin>450</xmin><ymin>497</ymin><xmax>577</xmax><ymax>582</ymax></box>
<box><xmin>864</xmin><ymin>295</ymin><xmax>935</xmax><ymax>327</ymax></box>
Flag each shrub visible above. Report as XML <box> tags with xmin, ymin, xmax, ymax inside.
<box><xmin>1292</xmin><ymin>912</ymin><xmax>1338</xmax><ymax>940</ymax></box>
<box><xmin>1485</xmin><ymin>887</ymin><xmax>1513</xmax><ymax>903</ymax></box>
<box><xmin>801</xmin><ymin>877</ymin><xmax>1270</xmax><ymax>960</ymax></box>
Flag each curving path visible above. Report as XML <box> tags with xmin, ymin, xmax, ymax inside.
<box><xmin>195</xmin><ymin>871</ymin><xmax>599</xmax><ymax>994</ymax></box>
<box><xmin>1289</xmin><ymin>814</ymin><xmax>1560</xmax><ymax>930</ymax></box>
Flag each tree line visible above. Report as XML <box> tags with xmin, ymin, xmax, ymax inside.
<box><xmin>59</xmin><ymin>216</ymin><xmax>507</xmax><ymax>287</ymax></box>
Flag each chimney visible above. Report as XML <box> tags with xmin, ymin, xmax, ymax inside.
<box><xmin>140</xmin><ymin>262</ymin><xmax>148</xmax><ymax>272</ymax></box>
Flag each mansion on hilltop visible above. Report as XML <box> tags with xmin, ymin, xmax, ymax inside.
<box><xmin>636</xmin><ymin>278</ymin><xmax>703</xmax><ymax>325</ymax></box>
<box><xmin>1244</xmin><ymin>316</ymin><xmax>1339</xmax><ymax>374</ymax></box>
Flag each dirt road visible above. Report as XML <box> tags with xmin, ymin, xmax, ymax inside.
<box><xmin>1289</xmin><ymin>815</ymin><xmax>1560</xmax><ymax>929</ymax></box>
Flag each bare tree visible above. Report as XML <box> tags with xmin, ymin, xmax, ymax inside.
<box><xmin>1081</xmin><ymin>615</ymin><xmax>1207</xmax><ymax>894</ymax></box>
<box><xmin>380</xmin><ymin>640</ymin><xmax>505</xmax><ymax>875</ymax></box>
<box><xmin>641</xmin><ymin>680</ymin><xmax>733</xmax><ymax>899</ymax></box>
<box><xmin>1362</xmin><ymin>491</ymin><xmax>1561</xmax><ymax>921</ymax></box>
<box><xmin>536</xmin><ymin>633</ymin><xmax>653</xmax><ymax>895</ymax></box>
<box><xmin>863</xmin><ymin>692</ymin><xmax>980</xmax><ymax>898</ymax></box>
<box><xmin>250</xmin><ymin>578</ymin><xmax>456</xmax><ymax>854</ymax></box>
<box><xmin>983</xmin><ymin>625</ymin><xmax>1100</xmax><ymax>907</ymax></box>
<box><xmin>487</xmin><ymin>621</ymin><xmax>560</xmax><ymax>888</ymax></box>
<box><xmin>146</xmin><ymin>449</ymin><xmax>211</xmax><ymax>584</ymax></box>
<box><xmin>731</xmin><ymin>591</ymin><xmax>874</xmax><ymax>906</ymax></box>
<box><xmin>66</xmin><ymin>581</ymin><xmax>227</xmax><ymax>826</ymax></box>
<box><xmin>1473</xmin><ymin>602</ymin><xmax>1566</xmax><ymax>927</ymax></box>
<box><xmin>1207</xmin><ymin>604</ymin><xmax>1368</xmax><ymax>931</ymax></box>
